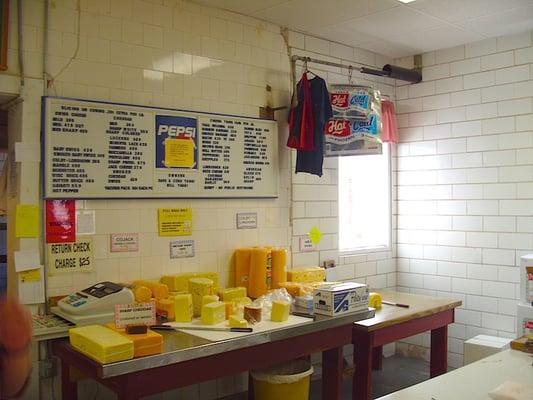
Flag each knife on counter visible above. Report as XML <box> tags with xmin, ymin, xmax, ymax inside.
<box><xmin>151</xmin><ymin>325</ymin><xmax>253</xmax><ymax>333</ymax></box>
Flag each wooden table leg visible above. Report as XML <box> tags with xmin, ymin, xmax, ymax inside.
<box><xmin>430</xmin><ymin>325</ymin><xmax>448</xmax><ymax>378</ymax></box>
<box><xmin>372</xmin><ymin>346</ymin><xmax>383</xmax><ymax>370</ymax></box>
<box><xmin>248</xmin><ymin>372</ymin><xmax>254</xmax><ymax>400</ymax></box>
<box><xmin>322</xmin><ymin>347</ymin><xmax>343</xmax><ymax>400</ymax></box>
<box><xmin>353</xmin><ymin>331</ymin><xmax>374</xmax><ymax>400</ymax></box>
<box><xmin>60</xmin><ymin>362</ymin><xmax>78</xmax><ymax>400</ymax></box>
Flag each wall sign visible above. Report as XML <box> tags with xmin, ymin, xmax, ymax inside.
<box><xmin>47</xmin><ymin>238</ymin><xmax>94</xmax><ymax>275</ymax></box>
<box><xmin>42</xmin><ymin>97</ymin><xmax>278</xmax><ymax>199</ymax></box>
<box><xmin>170</xmin><ymin>240</ymin><xmax>195</xmax><ymax>259</ymax></box>
<box><xmin>110</xmin><ymin>233</ymin><xmax>139</xmax><ymax>252</ymax></box>
<box><xmin>158</xmin><ymin>208</ymin><xmax>192</xmax><ymax>236</ymax></box>
<box><xmin>236</xmin><ymin>212</ymin><xmax>257</xmax><ymax>229</ymax></box>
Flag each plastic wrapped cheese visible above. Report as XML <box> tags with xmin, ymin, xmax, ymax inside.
<box><xmin>201</xmin><ymin>301</ymin><xmax>225</xmax><ymax>325</ymax></box>
<box><xmin>174</xmin><ymin>293</ymin><xmax>193</xmax><ymax>322</ymax></box>
<box><xmin>69</xmin><ymin>325</ymin><xmax>134</xmax><ymax>364</ymax></box>
<box><xmin>161</xmin><ymin>272</ymin><xmax>219</xmax><ymax>292</ymax></box>
<box><xmin>189</xmin><ymin>278</ymin><xmax>214</xmax><ymax>317</ymax></box>
<box><xmin>105</xmin><ymin>324</ymin><xmax>163</xmax><ymax>358</ymax></box>
<box><xmin>287</xmin><ymin>267</ymin><xmax>325</xmax><ymax>283</ymax></box>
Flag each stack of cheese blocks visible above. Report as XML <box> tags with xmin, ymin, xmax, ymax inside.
<box><xmin>278</xmin><ymin>266</ymin><xmax>327</xmax><ymax>297</ymax></box>
<box><xmin>69</xmin><ymin>324</ymin><xmax>163</xmax><ymax>364</ymax></box>
<box><xmin>134</xmin><ymin>272</ymin><xmax>258</xmax><ymax>328</ymax></box>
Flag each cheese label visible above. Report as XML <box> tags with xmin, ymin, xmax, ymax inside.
<box><xmin>114</xmin><ymin>302</ymin><xmax>156</xmax><ymax>328</ymax></box>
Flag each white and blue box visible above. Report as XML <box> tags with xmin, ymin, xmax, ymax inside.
<box><xmin>313</xmin><ymin>282</ymin><xmax>369</xmax><ymax>316</ymax></box>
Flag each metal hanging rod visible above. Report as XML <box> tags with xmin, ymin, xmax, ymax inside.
<box><xmin>291</xmin><ymin>55</ymin><xmax>422</xmax><ymax>83</ymax></box>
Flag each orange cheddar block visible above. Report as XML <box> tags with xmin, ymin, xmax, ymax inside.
<box><xmin>134</xmin><ymin>286</ymin><xmax>152</xmax><ymax>303</ymax></box>
<box><xmin>156</xmin><ymin>298</ymin><xmax>175</xmax><ymax>320</ymax></box>
<box><xmin>106</xmin><ymin>324</ymin><xmax>163</xmax><ymax>358</ymax></box>
<box><xmin>152</xmin><ymin>283</ymin><xmax>169</xmax><ymax>300</ymax></box>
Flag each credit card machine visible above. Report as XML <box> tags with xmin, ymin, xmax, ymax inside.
<box><xmin>57</xmin><ymin>282</ymin><xmax>134</xmax><ymax>315</ymax></box>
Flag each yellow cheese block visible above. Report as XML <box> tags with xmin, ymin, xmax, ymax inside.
<box><xmin>202</xmin><ymin>294</ymin><xmax>219</xmax><ymax>306</ymax></box>
<box><xmin>105</xmin><ymin>324</ymin><xmax>163</xmax><ymax>358</ymax></box>
<box><xmin>220</xmin><ymin>287</ymin><xmax>247</xmax><ymax>301</ymax></box>
<box><xmin>229</xmin><ymin>315</ymin><xmax>248</xmax><ymax>328</ymax></box>
<box><xmin>201</xmin><ymin>301</ymin><xmax>225</xmax><ymax>325</ymax></box>
<box><xmin>271</xmin><ymin>300</ymin><xmax>290</xmax><ymax>322</ymax></box>
<box><xmin>156</xmin><ymin>298</ymin><xmax>175</xmax><ymax>320</ymax></box>
<box><xmin>69</xmin><ymin>325</ymin><xmax>134</xmax><ymax>364</ymax></box>
<box><xmin>134</xmin><ymin>286</ymin><xmax>152</xmax><ymax>303</ymax></box>
<box><xmin>234</xmin><ymin>248</ymin><xmax>252</xmax><ymax>290</ymax></box>
<box><xmin>161</xmin><ymin>272</ymin><xmax>219</xmax><ymax>292</ymax></box>
<box><xmin>368</xmin><ymin>292</ymin><xmax>382</xmax><ymax>309</ymax></box>
<box><xmin>174</xmin><ymin>293</ymin><xmax>193</xmax><ymax>322</ymax></box>
<box><xmin>287</xmin><ymin>267</ymin><xmax>326</xmax><ymax>283</ymax></box>
<box><xmin>189</xmin><ymin>278</ymin><xmax>214</xmax><ymax>317</ymax></box>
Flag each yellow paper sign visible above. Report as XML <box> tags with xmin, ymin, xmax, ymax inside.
<box><xmin>158</xmin><ymin>208</ymin><xmax>192</xmax><ymax>236</ymax></box>
<box><xmin>308</xmin><ymin>226</ymin><xmax>323</xmax><ymax>245</ymax></box>
<box><xmin>19</xmin><ymin>268</ymin><xmax>41</xmax><ymax>283</ymax></box>
<box><xmin>47</xmin><ymin>238</ymin><xmax>94</xmax><ymax>275</ymax></box>
<box><xmin>165</xmin><ymin>139</ymin><xmax>195</xmax><ymax>168</ymax></box>
<box><xmin>15</xmin><ymin>204</ymin><xmax>39</xmax><ymax>238</ymax></box>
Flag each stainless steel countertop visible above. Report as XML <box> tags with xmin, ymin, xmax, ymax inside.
<box><xmin>91</xmin><ymin>308</ymin><xmax>374</xmax><ymax>378</ymax></box>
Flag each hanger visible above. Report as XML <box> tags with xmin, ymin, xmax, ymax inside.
<box><xmin>303</xmin><ymin>59</ymin><xmax>316</xmax><ymax>78</ymax></box>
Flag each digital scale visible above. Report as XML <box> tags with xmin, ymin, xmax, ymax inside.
<box><xmin>51</xmin><ymin>281</ymin><xmax>134</xmax><ymax>326</ymax></box>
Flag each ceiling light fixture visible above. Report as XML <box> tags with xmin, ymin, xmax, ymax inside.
<box><xmin>397</xmin><ymin>0</ymin><xmax>416</xmax><ymax>3</ymax></box>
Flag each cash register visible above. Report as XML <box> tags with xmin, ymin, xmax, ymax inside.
<box><xmin>51</xmin><ymin>281</ymin><xmax>134</xmax><ymax>325</ymax></box>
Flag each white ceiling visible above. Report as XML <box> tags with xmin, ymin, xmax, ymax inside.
<box><xmin>192</xmin><ymin>0</ymin><xmax>533</xmax><ymax>58</ymax></box>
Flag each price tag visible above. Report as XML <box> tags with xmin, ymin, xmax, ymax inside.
<box><xmin>114</xmin><ymin>302</ymin><xmax>156</xmax><ymax>328</ymax></box>
<box><xmin>300</xmin><ymin>237</ymin><xmax>317</xmax><ymax>252</ymax></box>
<box><xmin>170</xmin><ymin>240</ymin><xmax>195</xmax><ymax>259</ymax></box>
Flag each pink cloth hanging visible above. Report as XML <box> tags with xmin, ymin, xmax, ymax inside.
<box><xmin>381</xmin><ymin>100</ymin><xmax>398</xmax><ymax>143</ymax></box>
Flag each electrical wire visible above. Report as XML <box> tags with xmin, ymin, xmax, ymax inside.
<box><xmin>47</xmin><ymin>0</ymin><xmax>81</xmax><ymax>93</ymax></box>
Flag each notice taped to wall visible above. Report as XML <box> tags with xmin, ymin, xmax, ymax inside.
<box><xmin>42</xmin><ymin>97</ymin><xmax>278</xmax><ymax>199</ymax></box>
<box><xmin>158</xmin><ymin>208</ymin><xmax>192</xmax><ymax>236</ymax></box>
<box><xmin>47</xmin><ymin>238</ymin><xmax>94</xmax><ymax>275</ymax></box>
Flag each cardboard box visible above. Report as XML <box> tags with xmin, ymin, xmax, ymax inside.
<box><xmin>313</xmin><ymin>282</ymin><xmax>369</xmax><ymax>316</ymax></box>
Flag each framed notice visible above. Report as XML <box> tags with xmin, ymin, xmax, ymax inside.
<box><xmin>42</xmin><ymin>97</ymin><xmax>279</xmax><ymax>199</ymax></box>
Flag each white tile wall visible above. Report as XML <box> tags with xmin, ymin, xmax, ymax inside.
<box><xmin>396</xmin><ymin>32</ymin><xmax>533</xmax><ymax>368</ymax></box>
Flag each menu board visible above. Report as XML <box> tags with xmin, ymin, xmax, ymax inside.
<box><xmin>42</xmin><ymin>97</ymin><xmax>278</xmax><ymax>199</ymax></box>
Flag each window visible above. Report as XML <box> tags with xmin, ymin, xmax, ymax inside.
<box><xmin>338</xmin><ymin>143</ymin><xmax>391</xmax><ymax>253</ymax></box>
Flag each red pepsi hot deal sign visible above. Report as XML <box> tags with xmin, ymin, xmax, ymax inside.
<box><xmin>155</xmin><ymin>115</ymin><xmax>198</xmax><ymax>169</ymax></box>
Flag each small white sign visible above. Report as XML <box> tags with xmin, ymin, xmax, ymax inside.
<box><xmin>170</xmin><ymin>240</ymin><xmax>195</xmax><ymax>259</ymax></box>
<box><xmin>300</xmin><ymin>237</ymin><xmax>317</xmax><ymax>252</ymax></box>
<box><xmin>110</xmin><ymin>233</ymin><xmax>139</xmax><ymax>253</ymax></box>
<box><xmin>114</xmin><ymin>302</ymin><xmax>156</xmax><ymax>328</ymax></box>
<box><xmin>236</xmin><ymin>212</ymin><xmax>257</xmax><ymax>229</ymax></box>
<box><xmin>76</xmin><ymin>210</ymin><xmax>96</xmax><ymax>235</ymax></box>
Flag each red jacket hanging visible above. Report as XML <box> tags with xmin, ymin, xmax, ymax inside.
<box><xmin>287</xmin><ymin>73</ymin><xmax>315</xmax><ymax>151</ymax></box>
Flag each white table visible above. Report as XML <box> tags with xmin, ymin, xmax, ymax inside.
<box><xmin>377</xmin><ymin>349</ymin><xmax>533</xmax><ymax>400</ymax></box>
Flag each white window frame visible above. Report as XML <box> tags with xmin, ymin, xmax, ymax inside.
<box><xmin>338</xmin><ymin>143</ymin><xmax>392</xmax><ymax>256</ymax></box>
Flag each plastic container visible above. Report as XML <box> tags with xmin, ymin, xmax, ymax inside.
<box><xmin>251</xmin><ymin>359</ymin><xmax>314</xmax><ymax>400</ymax></box>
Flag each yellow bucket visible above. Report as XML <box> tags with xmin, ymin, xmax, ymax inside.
<box><xmin>251</xmin><ymin>359</ymin><xmax>314</xmax><ymax>400</ymax></box>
